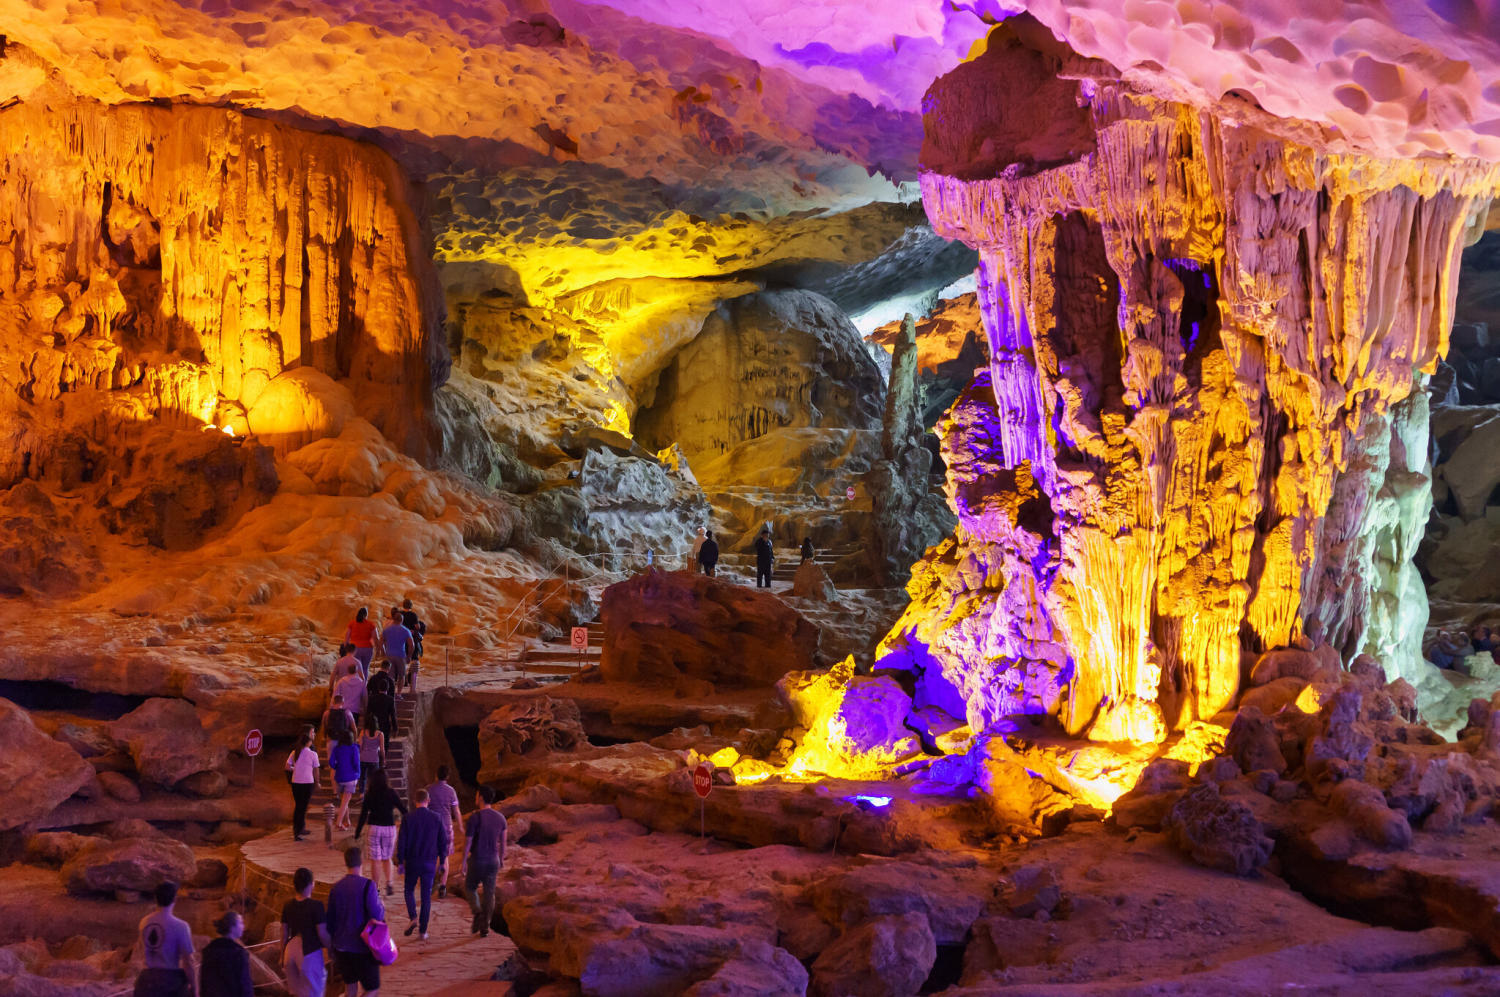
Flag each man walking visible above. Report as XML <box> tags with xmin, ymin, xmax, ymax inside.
<box><xmin>135</xmin><ymin>880</ymin><xmax>196</xmax><ymax>997</ymax></box>
<box><xmin>464</xmin><ymin>785</ymin><xmax>508</xmax><ymax>938</ymax></box>
<box><xmin>426</xmin><ymin>766</ymin><xmax>462</xmax><ymax>898</ymax></box>
<box><xmin>754</xmin><ymin>527</ymin><xmax>774</xmax><ymax>588</ymax></box>
<box><xmin>381</xmin><ymin>608</ymin><xmax>414</xmax><ymax>690</ymax></box>
<box><xmin>395</xmin><ymin>789</ymin><xmax>450</xmax><ymax>941</ymax></box>
<box><xmin>325</xmin><ymin>847</ymin><xmax>384</xmax><ymax>997</ymax></box>
<box><xmin>697</xmin><ymin>531</ymin><xmax>719</xmax><ymax>577</ymax></box>
<box><xmin>366</xmin><ymin>662</ymin><xmax>397</xmax><ymax>742</ymax></box>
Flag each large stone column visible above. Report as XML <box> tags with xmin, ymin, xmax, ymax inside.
<box><xmin>878</xmin><ymin>25</ymin><xmax>1500</xmax><ymax>743</ymax></box>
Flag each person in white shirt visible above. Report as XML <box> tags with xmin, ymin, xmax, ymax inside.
<box><xmin>286</xmin><ymin>732</ymin><xmax>321</xmax><ymax>842</ymax></box>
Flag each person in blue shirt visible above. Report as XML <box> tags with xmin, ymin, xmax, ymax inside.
<box><xmin>325</xmin><ymin>847</ymin><xmax>384</xmax><ymax>997</ymax></box>
<box><xmin>328</xmin><ymin>730</ymin><xmax>362</xmax><ymax>831</ymax></box>
<box><xmin>381</xmin><ymin>607</ymin><xmax>414</xmax><ymax>690</ymax></box>
<box><xmin>395</xmin><ymin>789</ymin><xmax>451</xmax><ymax>941</ymax></box>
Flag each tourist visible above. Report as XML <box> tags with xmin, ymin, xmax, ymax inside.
<box><xmin>426</xmin><ymin>766</ymin><xmax>462</xmax><ymax>897</ymax></box>
<box><xmin>354</xmin><ymin>768</ymin><xmax>406</xmax><ymax>896</ymax></box>
<box><xmin>344</xmin><ymin>607</ymin><xmax>379</xmax><ymax>679</ymax></box>
<box><xmin>326</xmin><ymin>847</ymin><xmax>385</xmax><ymax>997</ymax></box>
<box><xmin>366</xmin><ymin>662</ymin><xmax>397</xmax><ymax>742</ymax></box>
<box><xmin>329</xmin><ymin>729</ymin><xmax>361</xmax><ymax>831</ymax></box>
<box><xmin>401</xmin><ymin>598</ymin><xmax>425</xmax><ymax>666</ymax></box>
<box><xmin>800</xmin><ymin>536</ymin><xmax>814</xmax><ymax>562</ymax></box>
<box><xmin>134</xmin><ymin>880</ymin><xmax>196</xmax><ymax>997</ymax></box>
<box><xmin>698</xmin><ymin>530</ymin><xmax>719</xmax><ymax>577</ymax></box>
<box><xmin>198</xmin><ymin>910</ymin><xmax>251</xmax><ymax>997</ymax></box>
<box><xmin>335</xmin><ymin>662</ymin><xmax>367</xmax><ymax>724</ymax></box>
<box><xmin>285</xmin><ymin>732</ymin><xmax>320</xmax><ymax>842</ymax></box>
<box><xmin>754</xmin><ymin>526</ymin><xmax>774</xmax><ymax>588</ymax></box>
<box><xmin>690</xmin><ymin>525</ymin><xmax>707</xmax><ymax>570</ymax></box>
<box><xmin>280</xmin><ymin>867</ymin><xmax>329</xmax><ymax>997</ymax></box>
<box><xmin>330</xmin><ymin>643</ymin><xmax>362</xmax><ymax>689</ymax></box>
<box><xmin>1427</xmin><ymin>630</ymin><xmax>1474</xmax><ymax>669</ymax></box>
<box><xmin>464</xmin><ymin>785</ymin><xmax>508</xmax><ymax>938</ymax></box>
<box><xmin>382</xmin><ymin>607</ymin><xmax>414</xmax><ymax>690</ymax></box>
<box><xmin>322</xmin><ymin>694</ymin><xmax>355</xmax><ymax>749</ymax></box>
<box><xmin>358</xmin><ymin>717</ymin><xmax>385</xmax><ymax>796</ymax></box>
<box><xmin>395</xmin><ymin>788</ymin><xmax>451</xmax><ymax>940</ymax></box>
<box><xmin>1474</xmin><ymin>625</ymin><xmax>1496</xmax><ymax>654</ymax></box>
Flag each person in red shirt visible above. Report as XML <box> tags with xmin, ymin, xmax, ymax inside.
<box><xmin>343</xmin><ymin>607</ymin><xmax>380</xmax><ymax>679</ymax></box>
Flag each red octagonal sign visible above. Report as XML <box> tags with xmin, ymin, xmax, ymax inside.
<box><xmin>692</xmin><ymin>762</ymin><xmax>713</xmax><ymax>798</ymax></box>
<box><xmin>244</xmin><ymin>729</ymin><xmax>263</xmax><ymax>757</ymax></box>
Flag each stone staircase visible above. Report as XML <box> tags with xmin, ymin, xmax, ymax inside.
<box><xmin>309</xmin><ymin>693</ymin><xmax>417</xmax><ymax>823</ymax></box>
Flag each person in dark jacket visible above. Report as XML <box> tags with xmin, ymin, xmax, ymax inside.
<box><xmin>754</xmin><ymin>527</ymin><xmax>774</xmax><ymax>588</ymax></box>
<box><xmin>800</xmin><ymin>537</ymin><xmax>814</xmax><ymax>562</ymax></box>
<box><xmin>199</xmin><ymin>910</ymin><xmax>252</xmax><ymax>997</ymax></box>
<box><xmin>365</xmin><ymin>662</ymin><xmax>397</xmax><ymax>741</ymax></box>
<box><xmin>395</xmin><ymin>788</ymin><xmax>451</xmax><ymax>940</ymax></box>
<box><xmin>697</xmin><ymin>531</ymin><xmax>719</xmax><ymax>577</ymax></box>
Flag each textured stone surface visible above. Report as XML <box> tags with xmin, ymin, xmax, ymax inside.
<box><xmin>881</xmin><ymin>25</ymin><xmax>1500</xmax><ymax>745</ymax></box>
<box><xmin>0</xmin><ymin>698</ymin><xmax>94</xmax><ymax>832</ymax></box>
<box><xmin>599</xmin><ymin>570</ymin><xmax>820</xmax><ymax>687</ymax></box>
<box><xmin>809</xmin><ymin>912</ymin><xmax>936</xmax><ymax>997</ymax></box>
<box><xmin>61</xmin><ymin>837</ymin><xmax>197</xmax><ymax>896</ymax></box>
<box><xmin>108</xmin><ymin>698</ymin><xmax>228</xmax><ymax>792</ymax></box>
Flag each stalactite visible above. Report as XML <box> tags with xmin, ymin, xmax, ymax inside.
<box><xmin>881</xmin><ymin>34</ymin><xmax>1500</xmax><ymax>745</ymax></box>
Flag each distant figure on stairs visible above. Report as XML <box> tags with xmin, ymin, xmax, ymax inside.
<box><xmin>400</xmin><ymin>599</ymin><xmax>425</xmax><ymax>692</ymax></box>
<box><xmin>698</xmin><ymin>531</ymin><xmax>719</xmax><ymax>577</ymax></box>
<box><xmin>382</xmin><ymin>608</ymin><xmax>414</xmax><ymax>690</ymax></box>
<box><xmin>754</xmin><ymin>527</ymin><xmax>774</xmax><ymax>588</ymax></box>
<box><xmin>800</xmin><ymin>537</ymin><xmax>814</xmax><ymax>563</ymax></box>
<box><xmin>691</xmin><ymin>525</ymin><xmax>707</xmax><ymax>570</ymax></box>
<box><xmin>357</xmin><ymin>717</ymin><xmax>385</xmax><ymax>796</ymax></box>
<box><xmin>354</xmin><ymin>769</ymin><xmax>406</xmax><ymax>898</ymax></box>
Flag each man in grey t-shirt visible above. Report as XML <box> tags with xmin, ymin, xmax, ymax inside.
<box><xmin>426</xmin><ymin>766</ymin><xmax>462</xmax><ymax>897</ymax></box>
<box><xmin>136</xmin><ymin>880</ymin><xmax>196</xmax><ymax>997</ymax></box>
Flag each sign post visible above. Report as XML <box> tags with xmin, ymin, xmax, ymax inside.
<box><xmin>571</xmin><ymin>626</ymin><xmax>589</xmax><ymax>674</ymax></box>
<box><xmin>692</xmin><ymin>761</ymin><xmax>713</xmax><ymax>845</ymax></box>
<box><xmin>244</xmin><ymin>728</ymin><xmax>263</xmax><ymax>787</ymax></box>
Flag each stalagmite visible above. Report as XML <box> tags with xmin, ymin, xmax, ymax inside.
<box><xmin>879</xmin><ymin>23</ymin><xmax>1500</xmax><ymax>746</ymax></box>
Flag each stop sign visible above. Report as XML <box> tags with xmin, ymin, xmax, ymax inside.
<box><xmin>244</xmin><ymin>729</ymin><xmax>263</xmax><ymax>757</ymax></box>
<box><xmin>692</xmin><ymin>762</ymin><xmax>713</xmax><ymax>798</ymax></box>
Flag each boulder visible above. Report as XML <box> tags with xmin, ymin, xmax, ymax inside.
<box><xmin>1005</xmin><ymin>864</ymin><xmax>1061</xmax><ymax>918</ymax></box>
<box><xmin>779</xmin><ymin>661</ymin><xmax>921</xmax><ymax>779</ymax></box>
<box><xmin>0</xmin><ymin>698</ymin><xmax>94</xmax><ymax>831</ymax></box>
<box><xmin>479</xmin><ymin>697</ymin><xmax>585</xmax><ymax>765</ymax></box>
<box><xmin>61</xmin><ymin>837</ymin><xmax>197</xmax><ymax>896</ymax></box>
<box><xmin>1224</xmin><ymin>707</ymin><xmax>1287</xmax><ymax>775</ymax></box>
<box><xmin>807</xmin><ymin>859</ymin><xmax>987</xmax><ymax>947</ymax></box>
<box><xmin>1161</xmin><ymin>783</ymin><xmax>1273</xmax><ymax>875</ymax></box>
<box><xmin>1238</xmin><ymin>676</ymin><xmax>1309</xmax><ymax>715</ymax></box>
<box><xmin>109</xmin><ymin>698</ymin><xmax>227</xmax><ymax>791</ymax></box>
<box><xmin>810</xmin><ymin>913</ymin><xmax>936</xmax><ymax>997</ymax></box>
<box><xmin>791</xmin><ymin>560</ymin><xmax>839</xmax><ymax>602</ymax></box>
<box><xmin>96</xmin><ymin>771</ymin><xmax>142</xmax><ymax>803</ymax></box>
<box><xmin>1329</xmin><ymin>780</ymin><xmax>1413</xmax><ymax>850</ymax></box>
<box><xmin>600</xmin><ymin>570</ymin><xmax>820</xmax><ymax>687</ymax></box>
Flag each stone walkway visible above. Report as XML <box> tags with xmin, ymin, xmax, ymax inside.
<box><xmin>241</xmin><ymin>828</ymin><xmax>518</xmax><ymax>997</ymax></box>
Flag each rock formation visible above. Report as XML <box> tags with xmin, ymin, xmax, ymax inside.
<box><xmin>879</xmin><ymin>22</ymin><xmax>1500</xmax><ymax>745</ymax></box>
<box><xmin>599</xmin><ymin>570</ymin><xmax>821</xmax><ymax>687</ymax></box>
<box><xmin>634</xmin><ymin>289</ymin><xmax>885</xmax><ymax>462</ymax></box>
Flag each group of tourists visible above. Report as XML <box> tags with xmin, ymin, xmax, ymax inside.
<box><xmin>1426</xmin><ymin>624</ymin><xmax>1498</xmax><ymax>669</ymax></box>
<box><xmin>284</xmin><ymin>602</ymin><xmax>431</xmax><ymax>842</ymax></box>
<box><xmin>690</xmin><ymin>524</ymin><xmax>817</xmax><ymax>586</ymax></box>
<box><xmin>136</xmin><ymin>777</ymin><xmax>510</xmax><ymax>997</ymax></box>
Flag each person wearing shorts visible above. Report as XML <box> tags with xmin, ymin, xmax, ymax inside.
<box><xmin>325</xmin><ymin>847</ymin><xmax>384</xmax><ymax>997</ymax></box>
<box><xmin>354</xmin><ymin>769</ymin><xmax>405</xmax><ymax>897</ymax></box>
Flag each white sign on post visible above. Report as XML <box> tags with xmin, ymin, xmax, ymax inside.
<box><xmin>845</xmin><ymin>486</ymin><xmax>856</xmax><ymax>501</ymax></box>
<box><xmin>570</xmin><ymin>626</ymin><xmax>589</xmax><ymax>649</ymax></box>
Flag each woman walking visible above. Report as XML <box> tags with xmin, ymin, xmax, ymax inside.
<box><xmin>354</xmin><ymin>769</ymin><xmax>406</xmax><ymax>896</ymax></box>
<box><xmin>285</xmin><ymin>732</ymin><xmax>320</xmax><ymax>842</ymax></box>
<box><xmin>343</xmin><ymin>607</ymin><xmax>380</xmax><ymax>679</ymax></box>
<box><xmin>328</xmin><ymin>730</ymin><xmax>361</xmax><ymax>831</ymax></box>
<box><xmin>357</xmin><ymin>717</ymin><xmax>385</xmax><ymax>796</ymax></box>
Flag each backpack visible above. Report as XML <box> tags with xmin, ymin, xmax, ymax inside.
<box><xmin>324</xmin><ymin>708</ymin><xmax>352</xmax><ymax>741</ymax></box>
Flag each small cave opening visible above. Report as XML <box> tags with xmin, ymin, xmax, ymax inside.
<box><xmin>443</xmin><ymin>724</ymin><xmax>482</xmax><ymax>788</ymax></box>
<box><xmin>1162</xmin><ymin>256</ymin><xmax>1221</xmax><ymax>364</ymax></box>
<box><xmin>0</xmin><ymin>679</ymin><xmax>147</xmax><ymax>720</ymax></box>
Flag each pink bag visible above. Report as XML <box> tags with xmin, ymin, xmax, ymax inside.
<box><xmin>361</xmin><ymin>919</ymin><xmax>399</xmax><ymax>966</ymax></box>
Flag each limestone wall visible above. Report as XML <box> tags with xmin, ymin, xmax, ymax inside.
<box><xmin>880</xmin><ymin>30</ymin><xmax>1500</xmax><ymax>743</ymax></box>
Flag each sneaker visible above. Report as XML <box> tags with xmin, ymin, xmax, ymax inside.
<box><xmin>420</xmin><ymin>932</ymin><xmax>428</xmax><ymax>941</ymax></box>
<box><xmin>480</xmin><ymin>927</ymin><xmax>489</xmax><ymax>938</ymax></box>
<box><xmin>385</xmin><ymin>884</ymin><xmax>393</xmax><ymax>897</ymax></box>
<box><xmin>404</xmin><ymin>921</ymin><xmax>417</xmax><ymax>937</ymax></box>
<box><xmin>437</xmin><ymin>883</ymin><xmax>446</xmax><ymax>899</ymax></box>
<box><xmin>471</xmin><ymin>913</ymin><xmax>482</xmax><ymax>935</ymax></box>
